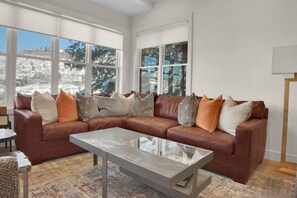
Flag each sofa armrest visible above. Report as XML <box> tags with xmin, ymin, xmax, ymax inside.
<box><xmin>14</xmin><ymin>109</ymin><xmax>43</xmax><ymax>164</ymax></box>
<box><xmin>233</xmin><ymin>118</ymin><xmax>267</xmax><ymax>183</ymax></box>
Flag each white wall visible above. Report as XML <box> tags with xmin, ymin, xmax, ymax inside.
<box><xmin>131</xmin><ymin>0</ymin><xmax>297</xmax><ymax>162</ymax></box>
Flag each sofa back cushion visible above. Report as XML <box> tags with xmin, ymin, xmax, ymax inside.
<box><xmin>15</xmin><ymin>93</ymin><xmax>32</xmax><ymax>110</ymax></box>
<box><xmin>237</xmin><ymin>100</ymin><xmax>266</xmax><ymax>119</ymax></box>
<box><xmin>154</xmin><ymin>95</ymin><xmax>184</xmax><ymax>120</ymax></box>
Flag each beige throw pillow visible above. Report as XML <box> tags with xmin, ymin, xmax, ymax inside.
<box><xmin>76</xmin><ymin>93</ymin><xmax>100</xmax><ymax>121</ymax></box>
<box><xmin>31</xmin><ymin>91</ymin><xmax>58</xmax><ymax>125</ymax></box>
<box><xmin>129</xmin><ymin>93</ymin><xmax>154</xmax><ymax>117</ymax></box>
<box><xmin>110</xmin><ymin>92</ymin><xmax>134</xmax><ymax>115</ymax></box>
<box><xmin>218</xmin><ymin>96</ymin><xmax>252</xmax><ymax>135</ymax></box>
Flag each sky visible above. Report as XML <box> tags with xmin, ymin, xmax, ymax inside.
<box><xmin>0</xmin><ymin>26</ymin><xmax>70</xmax><ymax>53</ymax></box>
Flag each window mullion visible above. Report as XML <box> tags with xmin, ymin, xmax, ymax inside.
<box><xmin>51</xmin><ymin>37</ymin><xmax>59</xmax><ymax>95</ymax></box>
<box><xmin>85</xmin><ymin>44</ymin><xmax>92</xmax><ymax>95</ymax></box>
<box><xmin>6</xmin><ymin>28</ymin><xmax>17</xmax><ymax>111</ymax></box>
<box><xmin>158</xmin><ymin>45</ymin><xmax>165</xmax><ymax>95</ymax></box>
<box><xmin>116</xmin><ymin>50</ymin><xmax>121</xmax><ymax>93</ymax></box>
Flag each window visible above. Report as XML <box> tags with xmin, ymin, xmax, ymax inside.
<box><xmin>16</xmin><ymin>30</ymin><xmax>52</xmax><ymax>94</ymax></box>
<box><xmin>59</xmin><ymin>40</ymin><xmax>118</xmax><ymax>95</ymax></box>
<box><xmin>139</xmin><ymin>47</ymin><xmax>159</xmax><ymax>94</ymax></box>
<box><xmin>59</xmin><ymin>38</ymin><xmax>86</xmax><ymax>94</ymax></box>
<box><xmin>163</xmin><ymin>41</ymin><xmax>187</xmax><ymax>96</ymax></box>
<box><xmin>0</xmin><ymin>26</ymin><xmax>6</xmax><ymax>104</ymax></box>
<box><xmin>139</xmin><ymin>42</ymin><xmax>188</xmax><ymax>96</ymax></box>
<box><xmin>91</xmin><ymin>45</ymin><xmax>117</xmax><ymax>95</ymax></box>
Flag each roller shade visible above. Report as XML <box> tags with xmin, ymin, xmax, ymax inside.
<box><xmin>0</xmin><ymin>2</ymin><xmax>123</xmax><ymax>50</ymax></box>
<box><xmin>137</xmin><ymin>22</ymin><xmax>188</xmax><ymax>49</ymax></box>
<box><xmin>59</xmin><ymin>18</ymin><xmax>123</xmax><ymax>50</ymax></box>
<box><xmin>0</xmin><ymin>2</ymin><xmax>58</xmax><ymax>36</ymax></box>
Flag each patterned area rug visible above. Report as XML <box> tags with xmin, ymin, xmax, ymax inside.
<box><xmin>27</xmin><ymin>153</ymin><xmax>295</xmax><ymax>198</ymax></box>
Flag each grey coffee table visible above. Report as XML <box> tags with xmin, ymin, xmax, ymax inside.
<box><xmin>70</xmin><ymin>127</ymin><xmax>213</xmax><ymax>198</ymax></box>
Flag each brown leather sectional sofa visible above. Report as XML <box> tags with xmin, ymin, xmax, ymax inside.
<box><xmin>14</xmin><ymin>93</ymin><xmax>268</xmax><ymax>184</ymax></box>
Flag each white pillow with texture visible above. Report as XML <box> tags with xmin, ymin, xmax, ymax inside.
<box><xmin>31</xmin><ymin>91</ymin><xmax>58</xmax><ymax>125</ymax></box>
<box><xmin>110</xmin><ymin>92</ymin><xmax>134</xmax><ymax>115</ymax></box>
<box><xmin>218</xmin><ymin>96</ymin><xmax>252</xmax><ymax>136</ymax></box>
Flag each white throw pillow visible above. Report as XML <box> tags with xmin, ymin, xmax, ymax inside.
<box><xmin>110</xmin><ymin>92</ymin><xmax>134</xmax><ymax>115</ymax></box>
<box><xmin>31</xmin><ymin>91</ymin><xmax>58</xmax><ymax>125</ymax></box>
<box><xmin>218</xmin><ymin>96</ymin><xmax>252</xmax><ymax>136</ymax></box>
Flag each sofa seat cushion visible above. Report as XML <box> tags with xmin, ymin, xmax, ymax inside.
<box><xmin>43</xmin><ymin>121</ymin><xmax>88</xmax><ymax>141</ymax></box>
<box><xmin>167</xmin><ymin>125</ymin><xmax>235</xmax><ymax>155</ymax></box>
<box><xmin>126</xmin><ymin>117</ymin><xmax>179</xmax><ymax>138</ymax></box>
<box><xmin>86</xmin><ymin>117</ymin><xmax>125</xmax><ymax>131</ymax></box>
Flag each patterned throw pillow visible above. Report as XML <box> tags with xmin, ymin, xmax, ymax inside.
<box><xmin>56</xmin><ymin>89</ymin><xmax>78</xmax><ymax>122</ymax></box>
<box><xmin>110</xmin><ymin>92</ymin><xmax>134</xmax><ymax>115</ymax></box>
<box><xmin>76</xmin><ymin>93</ymin><xmax>100</xmax><ymax>121</ymax></box>
<box><xmin>31</xmin><ymin>91</ymin><xmax>58</xmax><ymax>125</ymax></box>
<box><xmin>129</xmin><ymin>93</ymin><xmax>154</xmax><ymax>117</ymax></box>
<box><xmin>178</xmin><ymin>93</ymin><xmax>199</xmax><ymax>127</ymax></box>
<box><xmin>93</xmin><ymin>95</ymin><xmax>125</xmax><ymax>117</ymax></box>
<box><xmin>218</xmin><ymin>96</ymin><xmax>252</xmax><ymax>135</ymax></box>
<box><xmin>196</xmin><ymin>95</ymin><xmax>223</xmax><ymax>132</ymax></box>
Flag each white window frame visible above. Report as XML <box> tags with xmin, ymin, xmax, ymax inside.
<box><xmin>138</xmin><ymin>41</ymin><xmax>189</xmax><ymax>96</ymax></box>
<box><xmin>0</xmin><ymin>26</ymin><xmax>8</xmax><ymax>105</ymax></box>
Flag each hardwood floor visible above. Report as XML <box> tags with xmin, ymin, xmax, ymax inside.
<box><xmin>0</xmin><ymin>146</ymin><xmax>296</xmax><ymax>182</ymax></box>
<box><xmin>257</xmin><ymin>159</ymin><xmax>296</xmax><ymax>182</ymax></box>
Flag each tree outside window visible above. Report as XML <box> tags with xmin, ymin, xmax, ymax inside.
<box><xmin>140</xmin><ymin>41</ymin><xmax>188</xmax><ymax>96</ymax></box>
<box><xmin>61</xmin><ymin>40</ymin><xmax>117</xmax><ymax>95</ymax></box>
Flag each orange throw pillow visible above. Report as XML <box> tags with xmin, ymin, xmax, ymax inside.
<box><xmin>56</xmin><ymin>89</ymin><xmax>78</xmax><ymax>122</ymax></box>
<box><xmin>196</xmin><ymin>95</ymin><xmax>223</xmax><ymax>132</ymax></box>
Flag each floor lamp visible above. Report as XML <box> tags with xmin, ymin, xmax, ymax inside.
<box><xmin>272</xmin><ymin>45</ymin><xmax>297</xmax><ymax>176</ymax></box>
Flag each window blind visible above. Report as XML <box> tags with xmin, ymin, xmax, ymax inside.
<box><xmin>0</xmin><ymin>2</ymin><xmax>58</xmax><ymax>36</ymax></box>
<box><xmin>137</xmin><ymin>21</ymin><xmax>188</xmax><ymax>49</ymax></box>
<box><xmin>59</xmin><ymin>18</ymin><xmax>123</xmax><ymax>50</ymax></box>
<box><xmin>0</xmin><ymin>2</ymin><xmax>123</xmax><ymax>50</ymax></box>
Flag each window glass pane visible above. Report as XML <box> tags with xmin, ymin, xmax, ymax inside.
<box><xmin>141</xmin><ymin>47</ymin><xmax>159</xmax><ymax>67</ymax></box>
<box><xmin>60</xmin><ymin>38</ymin><xmax>85</xmax><ymax>63</ymax></box>
<box><xmin>92</xmin><ymin>45</ymin><xmax>116</xmax><ymax>66</ymax></box>
<box><xmin>92</xmin><ymin>66</ymin><xmax>116</xmax><ymax>94</ymax></box>
<box><xmin>16</xmin><ymin>58</ymin><xmax>51</xmax><ymax>94</ymax></box>
<box><xmin>17</xmin><ymin>30</ymin><xmax>51</xmax><ymax>58</ymax></box>
<box><xmin>59</xmin><ymin>62</ymin><xmax>85</xmax><ymax>94</ymax></box>
<box><xmin>0</xmin><ymin>56</ymin><xmax>6</xmax><ymax>103</ymax></box>
<box><xmin>165</xmin><ymin>41</ymin><xmax>188</xmax><ymax>65</ymax></box>
<box><xmin>139</xmin><ymin>68</ymin><xmax>158</xmax><ymax>94</ymax></box>
<box><xmin>0</xmin><ymin>26</ymin><xmax>6</xmax><ymax>53</ymax></box>
<box><xmin>163</xmin><ymin>66</ymin><xmax>186</xmax><ymax>96</ymax></box>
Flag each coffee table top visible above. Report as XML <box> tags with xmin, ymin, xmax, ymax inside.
<box><xmin>0</xmin><ymin>129</ymin><xmax>16</xmax><ymax>143</ymax></box>
<box><xmin>70</xmin><ymin>127</ymin><xmax>213</xmax><ymax>188</ymax></box>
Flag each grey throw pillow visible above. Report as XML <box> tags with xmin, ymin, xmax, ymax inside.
<box><xmin>76</xmin><ymin>93</ymin><xmax>100</xmax><ymax>121</ymax></box>
<box><xmin>178</xmin><ymin>93</ymin><xmax>199</xmax><ymax>127</ymax></box>
<box><xmin>93</xmin><ymin>95</ymin><xmax>125</xmax><ymax>117</ymax></box>
<box><xmin>110</xmin><ymin>92</ymin><xmax>134</xmax><ymax>115</ymax></box>
<box><xmin>129</xmin><ymin>93</ymin><xmax>154</xmax><ymax>117</ymax></box>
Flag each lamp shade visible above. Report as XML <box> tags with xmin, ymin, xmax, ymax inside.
<box><xmin>272</xmin><ymin>45</ymin><xmax>297</xmax><ymax>74</ymax></box>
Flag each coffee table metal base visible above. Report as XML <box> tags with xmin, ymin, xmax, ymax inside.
<box><xmin>93</xmin><ymin>154</ymin><xmax>210</xmax><ymax>198</ymax></box>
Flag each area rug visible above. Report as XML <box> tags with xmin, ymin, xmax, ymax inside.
<box><xmin>27</xmin><ymin>153</ymin><xmax>295</xmax><ymax>198</ymax></box>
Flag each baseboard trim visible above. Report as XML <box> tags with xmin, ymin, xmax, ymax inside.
<box><xmin>265</xmin><ymin>149</ymin><xmax>297</xmax><ymax>163</ymax></box>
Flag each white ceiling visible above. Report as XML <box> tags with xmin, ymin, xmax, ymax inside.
<box><xmin>88</xmin><ymin>0</ymin><xmax>160</xmax><ymax>16</ymax></box>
